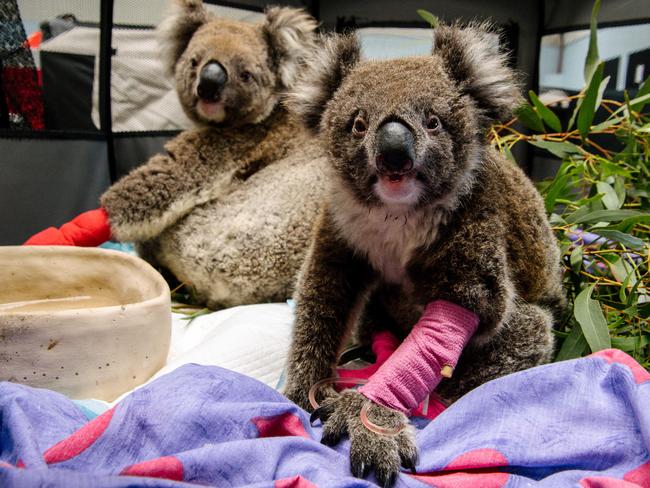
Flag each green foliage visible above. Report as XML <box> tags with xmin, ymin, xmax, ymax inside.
<box><xmin>490</xmin><ymin>3</ymin><xmax>649</xmax><ymax>367</ymax></box>
<box><xmin>417</xmin><ymin>9</ymin><xmax>439</xmax><ymax>28</ymax></box>
<box><xmin>584</xmin><ymin>0</ymin><xmax>601</xmax><ymax>84</ymax></box>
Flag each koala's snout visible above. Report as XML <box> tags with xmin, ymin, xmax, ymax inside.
<box><xmin>375</xmin><ymin>121</ymin><xmax>415</xmax><ymax>174</ymax></box>
<box><xmin>197</xmin><ymin>61</ymin><xmax>228</xmax><ymax>101</ymax></box>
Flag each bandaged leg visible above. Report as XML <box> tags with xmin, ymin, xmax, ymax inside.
<box><xmin>358</xmin><ymin>300</ymin><xmax>479</xmax><ymax>414</ymax></box>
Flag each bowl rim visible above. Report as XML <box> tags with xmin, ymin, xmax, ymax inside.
<box><xmin>0</xmin><ymin>245</ymin><xmax>170</xmax><ymax>316</ymax></box>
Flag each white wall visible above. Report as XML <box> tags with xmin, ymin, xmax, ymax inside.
<box><xmin>540</xmin><ymin>23</ymin><xmax>650</xmax><ymax>91</ymax></box>
<box><xmin>357</xmin><ymin>28</ymin><xmax>433</xmax><ymax>60</ymax></box>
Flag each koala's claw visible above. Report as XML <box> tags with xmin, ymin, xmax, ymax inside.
<box><xmin>309</xmin><ymin>408</ymin><xmax>320</xmax><ymax>425</ymax></box>
<box><xmin>400</xmin><ymin>451</ymin><xmax>418</xmax><ymax>474</ymax></box>
<box><xmin>317</xmin><ymin>390</ymin><xmax>417</xmax><ymax>487</ymax></box>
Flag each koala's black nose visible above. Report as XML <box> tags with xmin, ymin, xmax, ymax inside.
<box><xmin>375</xmin><ymin>121</ymin><xmax>415</xmax><ymax>174</ymax></box>
<box><xmin>197</xmin><ymin>61</ymin><xmax>228</xmax><ymax>101</ymax></box>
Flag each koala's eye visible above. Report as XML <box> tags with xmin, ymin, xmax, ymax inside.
<box><xmin>190</xmin><ymin>58</ymin><xmax>198</xmax><ymax>69</ymax></box>
<box><xmin>426</xmin><ymin>114</ymin><xmax>442</xmax><ymax>133</ymax></box>
<box><xmin>240</xmin><ymin>70</ymin><xmax>252</xmax><ymax>82</ymax></box>
<box><xmin>351</xmin><ymin>115</ymin><xmax>368</xmax><ymax>138</ymax></box>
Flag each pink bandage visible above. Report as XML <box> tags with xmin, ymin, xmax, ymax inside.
<box><xmin>358</xmin><ymin>300</ymin><xmax>479</xmax><ymax>414</ymax></box>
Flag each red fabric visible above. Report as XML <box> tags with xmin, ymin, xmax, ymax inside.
<box><xmin>252</xmin><ymin>412</ymin><xmax>310</xmax><ymax>439</ymax></box>
<box><xmin>2</xmin><ymin>66</ymin><xmax>44</xmax><ymax>130</ymax></box>
<box><xmin>24</xmin><ymin>208</ymin><xmax>111</xmax><ymax>247</ymax></box>
<box><xmin>119</xmin><ymin>456</ymin><xmax>184</xmax><ymax>481</ymax></box>
<box><xmin>411</xmin><ymin>448</ymin><xmax>510</xmax><ymax>488</ymax></box>
<box><xmin>44</xmin><ymin>407</ymin><xmax>116</xmax><ymax>465</ymax></box>
<box><xmin>275</xmin><ymin>475</ymin><xmax>318</xmax><ymax>488</ymax></box>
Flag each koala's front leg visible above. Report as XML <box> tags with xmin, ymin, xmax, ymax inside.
<box><xmin>101</xmin><ymin>153</ymin><xmax>198</xmax><ymax>242</ymax></box>
<box><xmin>315</xmin><ymin>390</ymin><xmax>417</xmax><ymax>488</ymax></box>
<box><xmin>101</xmin><ymin>136</ymin><xmax>231</xmax><ymax>243</ymax></box>
<box><xmin>314</xmin><ymin>300</ymin><xmax>479</xmax><ymax>485</ymax></box>
<box><xmin>284</xmin><ymin>209</ymin><xmax>374</xmax><ymax>411</ymax></box>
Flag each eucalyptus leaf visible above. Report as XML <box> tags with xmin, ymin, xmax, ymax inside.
<box><xmin>592</xmin><ymin>116</ymin><xmax>623</xmax><ymax>132</ymax></box>
<box><xmin>568</xmin><ymin>97</ymin><xmax>582</xmax><ymax>131</ymax></box>
<box><xmin>609</xmin><ymin>256</ymin><xmax>638</xmax><ymax>286</ymax></box>
<box><xmin>594</xmin><ymin>75</ymin><xmax>610</xmax><ymax>111</ymax></box>
<box><xmin>529</xmin><ymin>91</ymin><xmax>562</xmax><ymax>132</ymax></box>
<box><xmin>569</xmin><ymin>209</ymin><xmax>649</xmax><ymax>225</ymax></box>
<box><xmin>529</xmin><ymin>139</ymin><xmax>581</xmax><ymax>159</ymax></box>
<box><xmin>595</xmin><ymin>181</ymin><xmax>621</xmax><ymax>210</ymax></box>
<box><xmin>611</xmin><ymin>335</ymin><xmax>650</xmax><ymax>352</ymax></box>
<box><xmin>565</xmin><ymin>205</ymin><xmax>592</xmax><ymax>224</ymax></box>
<box><xmin>578</xmin><ymin>62</ymin><xmax>604</xmax><ymax>139</ymax></box>
<box><xmin>570</xmin><ymin>246</ymin><xmax>583</xmax><ymax>273</ymax></box>
<box><xmin>584</xmin><ymin>0</ymin><xmax>601</xmax><ymax>84</ymax></box>
<box><xmin>613</xmin><ymin>177</ymin><xmax>626</xmax><ymax>205</ymax></box>
<box><xmin>549</xmin><ymin>213</ymin><xmax>567</xmax><ymax>226</ymax></box>
<box><xmin>615</xmin><ymin>215</ymin><xmax>650</xmax><ymax>233</ymax></box>
<box><xmin>555</xmin><ymin>324</ymin><xmax>588</xmax><ymax>361</ymax></box>
<box><xmin>611</xmin><ymin>93</ymin><xmax>650</xmax><ymax>116</ymax></box>
<box><xmin>545</xmin><ymin>174</ymin><xmax>570</xmax><ymax>213</ymax></box>
<box><xmin>416</xmin><ymin>9</ymin><xmax>439</xmax><ymax>27</ymax></box>
<box><xmin>593</xmin><ymin>229</ymin><xmax>645</xmax><ymax>250</ymax></box>
<box><xmin>630</xmin><ymin>75</ymin><xmax>650</xmax><ymax>111</ymax></box>
<box><xmin>515</xmin><ymin>104</ymin><xmax>545</xmax><ymax>132</ymax></box>
<box><xmin>594</xmin><ymin>158</ymin><xmax>632</xmax><ymax>177</ymax></box>
<box><xmin>574</xmin><ymin>284</ymin><xmax>611</xmax><ymax>352</ymax></box>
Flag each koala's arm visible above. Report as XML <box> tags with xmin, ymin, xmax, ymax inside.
<box><xmin>416</xmin><ymin>214</ymin><xmax>512</xmax><ymax>340</ymax></box>
<box><xmin>101</xmin><ymin>138</ymin><xmax>227</xmax><ymax>242</ymax></box>
<box><xmin>284</xmin><ymin>208</ymin><xmax>375</xmax><ymax>411</ymax></box>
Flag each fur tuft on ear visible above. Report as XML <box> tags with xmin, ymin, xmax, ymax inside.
<box><xmin>284</xmin><ymin>33</ymin><xmax>361</xmax><ymax>133</ymax></box>
<box><xmin>158</xmin><ymin>0</ymin><xmax>209</xmax><ymax>76</ymax></box>
<box><xmin>433</xmin><ymin>22</ymin><xmax>523</xmax><ymax>122</ymax></box>
<box><xmin>263</xmin><ymin>7</ymin><xmax>318</xmax><ymax>91</ymax></box>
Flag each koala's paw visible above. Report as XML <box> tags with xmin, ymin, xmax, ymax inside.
<box><xmin>284</xmin><ymin>380</ymin><xmax>338</xmax><ymax>412</ymax></box>
<box><xmin>284</xmin><ymin>383</ymin><xmax>313</xmax><ymax>412</ymax></box>
<box><xmin>313</xmin><ymin>390</ymin><xmax>417</xmax><ymax>487</ymax></box>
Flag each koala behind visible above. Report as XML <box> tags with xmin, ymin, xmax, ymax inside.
<box><xmin>101</xmin><ymin>1</ymin><xmax>327</xmax><ymax>308</ymax></box>
<box><xmin>284</xmin><ymin>25</ymin><xmax>565</xmax><ymax>485</ymax></box>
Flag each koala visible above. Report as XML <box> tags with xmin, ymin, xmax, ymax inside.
<box><xmin>283</xmin><ymin>25</ymin><xmax>565</xmax><ymax>486</ymax></box>
<box><xmin>101</xmin><ymin>1</ymin><xmax>327</xmax><ymax>308</ymax></box>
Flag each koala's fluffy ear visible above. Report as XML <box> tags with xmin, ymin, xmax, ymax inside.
<box><xmin>158</xmin><ymin>0</ymin><xmax>209</xmax><ymax>76</ymax></box>
<box><xmin>433</xmin><ymin>23</ymin><xmax>522</xmax><ymax>122</ymax></box>
<box><xmin>263</xmin><ymin>7</ymin><xmax>318</xmax><ymax>91</ymax></box>
<box><xmin>285</xmin><ymin>33</ymin><xmax>361</xmax><ymax>133</ymax></box>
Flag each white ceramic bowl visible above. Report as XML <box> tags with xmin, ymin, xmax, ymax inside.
<box><xmin>0</xmin><ymin>246</ymin><xmax>171</xmax><ymax>401</ymax></box>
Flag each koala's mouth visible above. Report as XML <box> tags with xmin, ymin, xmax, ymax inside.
<box><xmin>374</xmin><ymin>171</ymin><xmax>422</xmax><ymax>206</ymax></box>
<box><xmin>196</xmin><ymin>99</ymin><xmax>226</xmax><ymax>122</ymax></box>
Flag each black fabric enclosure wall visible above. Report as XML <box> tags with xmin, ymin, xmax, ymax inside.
<box><xmin>1</xmin><ymin>0</ymin><xmax>648</xmax><ymax>245</ymax></box>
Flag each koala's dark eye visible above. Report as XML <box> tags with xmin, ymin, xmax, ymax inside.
<box><xmin>352</xmin><ymin>115</ymin><xmax>368</xmax><ymax>138</ymax></box>
<box><xmin>426</xmin><ymin>114</ymin><xmax>442</xmax><ymax>133</ymax></box>
<box><xmin>240</xmin><ymin>70</ymin><xmax>252</xmax><ymax>82</ymax></box>
<box><xmin>190</xmin><ymin>58</ymin><xmax>198</xmax><ymax>69</ymax></box>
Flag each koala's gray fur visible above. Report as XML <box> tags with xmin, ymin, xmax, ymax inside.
<box><xmin>101</xmin><ymin>1</ymin><xmax>326</xmax><ymax>308</ymax></box>
<box><xmin>283</xmin><ymin>24</ymin><xmax>564</xmax><ymax>485</ymax></box>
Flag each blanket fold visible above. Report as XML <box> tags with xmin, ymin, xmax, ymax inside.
<box><xmin>1</xmin><ymin>349</ymin><xmax>648</xmax><ymax>487</ymax></box>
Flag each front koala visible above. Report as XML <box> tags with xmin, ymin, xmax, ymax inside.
<box><xmin>284</xmin><ymin>25</ymin><xmax>564</xmax><ymax>485</ymax></box>
<box><xmin>101</xmin><ymin>1</ymin><xmax>327</xmax><ymax>308</ymax></box>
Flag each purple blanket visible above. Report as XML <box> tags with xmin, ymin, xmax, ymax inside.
<box><xmin>1</xmin><ymin>349</ymin><xmax>649</xmax><ymax>487</ymax></box>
